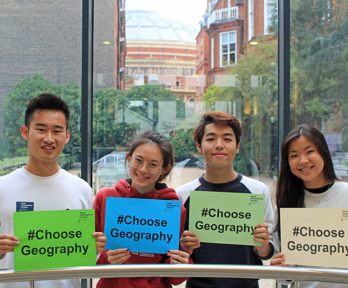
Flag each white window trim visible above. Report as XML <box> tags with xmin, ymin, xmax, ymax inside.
<box><xmin>211</xmin><ymin>37</ymin><xmax>214</xmax><ymax>69</ymax></box>
<box><xmin>264</xmin><ymin>0</ymin><xmax>272</xmax><ymax>35</ymax></box>
<box><xmin>219</xmin><ymin>31</ymin><xmax>237</xmax><ymax>67</ymax></box>
<box><xmin>248</xmin><ymin>0</ymin><xmax>254</xmax><ymax>41</ymax></box>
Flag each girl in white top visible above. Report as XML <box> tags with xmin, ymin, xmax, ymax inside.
<box><xmin>271</xmin><ymin>124</ymin><xmax>348</xmax><ymax>288</ymax></box>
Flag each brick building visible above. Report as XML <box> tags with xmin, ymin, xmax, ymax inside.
<box><xmin>0</xmin><ymin>0</ymin><xmax>126</xmax><ymax>131</ymax></box>
<box><xmin>125</xmin><ymin>10</ymin><xmax>198</xmax><ymax>103</ymax></box>
<box><xmin>196</xmin><ymin>0</ymin><xmax>274</xmax><ymax>99</ymax></box>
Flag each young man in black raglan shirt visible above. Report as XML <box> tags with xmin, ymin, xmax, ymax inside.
<box><xmin>177</xmin><ymin>111</ymin><xmax>274</xmax><ymax>288</ymax></box>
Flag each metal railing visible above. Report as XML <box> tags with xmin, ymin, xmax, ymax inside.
<box><xmin>1</xmin><ymin>264</ymin><xmax>348</xmax><ymax>287</ymax></box>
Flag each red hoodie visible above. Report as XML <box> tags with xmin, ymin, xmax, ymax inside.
<box><xmin>94</xmin><ymin>179</ymin><xmax>191</xmax><ymax>288</ymax></box>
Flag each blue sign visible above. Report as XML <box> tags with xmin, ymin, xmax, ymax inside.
<box><xmin>104</xmin><ymin>197</ymin><xmax>181</xmax><ymax>254</ymax></box>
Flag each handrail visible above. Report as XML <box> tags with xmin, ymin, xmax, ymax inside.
<box><xmin>1</xmin><ymin>264</ymin><xmax>348</xmax><ymax>284</ymax></box>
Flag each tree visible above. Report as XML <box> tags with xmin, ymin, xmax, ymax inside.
<box><xmin>93</xmin><ymin>88</ymin><xmax>138</xmax><ymax>147</ymax></box>
<box><xmin>1</xmin><ymin>74</ymin><xmax>81</xmax><ymax>159</ymax></box>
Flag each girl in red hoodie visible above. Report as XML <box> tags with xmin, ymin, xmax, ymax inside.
<box><xmin>94</xmin><ymin>131</ymin><xmax>191</xmax><ymax>288</ymax></box>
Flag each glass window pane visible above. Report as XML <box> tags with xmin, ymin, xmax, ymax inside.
<box><xmin>0</xmin><ymin>1</ymin><xmax>82</xmax><ymax>177</ymax></box>
<box><xmin>229</xmin><ymin>31</ymin><xmax>236</xmax><ymax>43</ymax></box>
<box><xmin>221</xmin><ymin>33</ymin><xmax>228</xmax><ymax>44</ymax></box>
<box><xmin>222</xmin><ymin>44</ymin><xmax>228</xmax><ymax>53</ymax></box>
<box><xmin>230</xmin><ymin>53</ymin><xmax>235</xmax><ymax>64</ymax></box>
<box><xmin>290</xmin><ymin>0</ymin><xmax>347</xmax><ymax>179</ymax></box>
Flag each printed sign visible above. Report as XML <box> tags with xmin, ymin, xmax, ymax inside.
<box><xmin>189</xmin><ymin>191</ymin><xmax>265</xmax><ymax>246</ymax></box>
<box><xmin>104</xmin><ymin>197</ymin><xmax>181</xmax><ymax>254</ymax></box>
<box><xmin>281</xmin><ymin>208</ymin><xmax>348</xmax><ymax>269</ymax></box>
<box><xmin>14</xmin><ymin>210</ymin><xmax>96</xmax><ymax>271</ymax></box>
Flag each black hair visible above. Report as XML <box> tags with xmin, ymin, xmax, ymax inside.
<box><xmin>275</xmin><ymin>125</ymin><xmax>338</xmax><ymax>239</ymax></box>
<box><xmin>25</xmin><ymin>93</ymin><xmax>70</xmax><ymax>129</ymax></box>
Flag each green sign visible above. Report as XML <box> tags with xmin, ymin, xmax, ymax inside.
<box><xmin>14</xmin><ymin>210</ymin><xmax>96</xmax><ymax>271</ymax></box>
<box><xmin>189</xmin><ymin>191</ymin><xmax>265</xmax><ymax>246</ymax></box>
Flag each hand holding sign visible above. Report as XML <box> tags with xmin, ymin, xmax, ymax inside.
<box><xmin>253</xmin><ymin>223</ymin><xmax>271</xmax><ymax>257</ymax></box>
<box><xmin>270</xmin><ymin>253</ymin><xmax>288</xmax><ymax>266</ymax></box>
<box><xmin>107</xmin><ymin>248</ymin><xmax>131</xmax><ymax>264</ymax></box>
<box><xmin>179</xmin><ymin>231</ymin><xmax>200</xmax><ymax>255</ymax></box>
<box><xmin>0</xmin><ymin>234</ymin><xmax>20</xmax><ymax>256</ymax></box>
<box><xmin>93</xmin><ymin>232</ymin><xmax>107</xmax><ymax>254</ymax></box>
<box><xmin>166</xmin><ymin>249</ymin><xmax>190</xmax><ymax>264</ymax></box>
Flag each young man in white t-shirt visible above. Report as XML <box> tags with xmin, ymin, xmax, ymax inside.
<box><xmin>0</xmin><ymin>93</ymin><xmax>106</xmax><ymax>288</ymax></box>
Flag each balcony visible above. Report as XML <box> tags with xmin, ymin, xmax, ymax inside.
<box><xmin>207</xmin><ymin>7</ymin><xmax>239</xmax><ymax>28</ymax></box>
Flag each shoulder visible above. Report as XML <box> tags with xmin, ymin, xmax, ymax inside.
<box><xmin>176</xmin><ymin>177</ymin><xmax>201</xmax><ymax>203</ymax></box>
<box><xmin>60</xmin><ymin>169</ymin><xmax>91</xmax><ymax>189</ymax></box>
<box><xmin>239</xmin><ymin>175</ymin><xmax>270</xmax><ymax>195</ymax></box>
<box><xmin>0</xmin><ymin>168</ymin><xmax>22</xmax><ymax>181</ymax></box>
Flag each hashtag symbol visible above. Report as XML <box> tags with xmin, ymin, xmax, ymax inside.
<box><xmin>27</xmin><ymin>230</ymin><xmax>35</xmax><ymax>240</ymax></box>
<box><xmin>117</xmin><ymin>215</ymin><xmax>124</xmax><ymax>224</ymax></box>
<box><xmin>201</xmin><ymin>208</ymin><xmax>208</xmax><ymax>217</ymax></box>
<box><xmin>293</xmin><ymin>226</ymin><xmax>299</xmax><ymax>236</ymax></box>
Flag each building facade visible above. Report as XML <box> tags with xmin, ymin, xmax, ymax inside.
<box><xmin>125</xmin><ymin>10</ymin><xmax>198</xmax><ymax>103</ymax></box>
<box><xmin>196</xmin><ymin>0</ymin><xmax>274</xmax><ymax>99</ymax></box>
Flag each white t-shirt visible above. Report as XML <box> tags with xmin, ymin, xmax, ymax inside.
<box><xmin>0</xmin><ymin>167</ymin><xmax>93</xmax><ymax>288</ymax></box>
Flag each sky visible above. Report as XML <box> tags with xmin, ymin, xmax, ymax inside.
<box><xmin>126</xmin><ymin>0</ymin><xmax>207</xmax><ymax>29</ymax></box>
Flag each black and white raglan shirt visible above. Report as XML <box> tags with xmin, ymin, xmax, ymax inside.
<box><xmin>176</xmin><ymin>173</ymin><xmax>274</xmax><ymax>288</ymax></box>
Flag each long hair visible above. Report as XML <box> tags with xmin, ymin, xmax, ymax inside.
<box><xmin>275</xmin><ymin>125</ymin><xmax>338</xmax><ymax>239</ymax></box>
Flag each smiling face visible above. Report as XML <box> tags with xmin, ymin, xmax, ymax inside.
<box><xmin>126</xmin><ymin>143</ymin><xmax>168</xmax><ymax>194</ymax></box>
<box><xmin>21</xmin><ymin>109</ymin><xmax>70</xmax><ymax>175</ymax></box>
<box><xmin>288</xmin><ymin>136</ymin><xmax>329</xmax><ymax>189</ymax></box>
<box><xmin>197</xmin><ymin>123</ymin><xmax>240</xmax><ymax>171</ymax></box>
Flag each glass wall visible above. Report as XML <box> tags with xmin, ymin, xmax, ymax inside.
<box><xmin>290</xmin><ymin>0</ymin><xmax>348</xmax><ymax>180</ymax></box>
<box><xmin>92</xmin><ymin>0</ymin><xmax>279</xmax><ymax>200</ymax></box>
<box><xmin>0</xmin><ymin>0</ymin><xmax>83</xmax><ymax>177</ymax></box>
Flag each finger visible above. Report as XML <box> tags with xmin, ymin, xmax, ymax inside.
<box><xmin>256</xmin><ymin>223</ymin><xmax>268</xmax><ymax>229</ymax></box>
<box><xmin>92</xmin><ymin>232</ymin><xmax>105</xmax><ymax>237</ymax></box>
<box><xmin>181</xmin><ymin>230</ymin><xmax>196</xmax><ymax>237</ymax></box>
<box><xmin>0</xmin><ymin>240</ymin><xmax>20</xmax><ymax>247</ymax></box>
<box><xmin>167</xmin><ymin>250</ymin><xmax>189</xmax><ymax>263</ymax></box>
<box><xmin>107</xmin><ymin>248</ymin><xmax>129</xmax><ymax>257</ymax></box>
<box><xmin>108</xmin><ymin>254</ymin><xmax>131</xmax><ymax>264</ymax></box>
<box><xmin>0</xmin><ymin>234</ymin><xmax>19</xmax><ymax>241</ymax></box>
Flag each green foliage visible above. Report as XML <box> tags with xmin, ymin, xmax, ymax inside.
<box><xmin>125</xmin><ymin>84</ymin><xmax>185</xmax><ymax>120</ymax></box>
<box><xmin>93</xmin><ymin>88</ymin><xmax>138</xmax><ymax>147</ymax></box>
<box><xmin>0</xmin><ymin>74</ymin><xmax>81</xmax><ymax>159</ymax></box>
<box><xmin>169</xmin><ymin>129</ymin><xmax>197</xmax><ymax>162</ymax></box>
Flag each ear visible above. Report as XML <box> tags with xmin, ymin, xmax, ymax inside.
<box><xmin>126</xmin><ymin>152</ymin><xmax>131</xmax><ymax>163</ymax></box>
<box><xmin>162</xmin><ymin>164</ymin><xmax>172</xmax><ymax>176</ymax></box>
<box><xmin>196</xmin><ymin>142</ymin><xmax>202</xmax><ymax>154</ymax></box>
<box><xmin>21</xmin><ymin>126</ymin><xmax>29</xmax><ymax>141</ymax></box>
<box><xmin>65</xmin><ymin>130</ymin><xmax>70</xmax><ymax>144</ymax></box>
<box><xmin>236</xmin><ymin>143</ymin><xmax>240</xmax><ymax>154</ymax></box>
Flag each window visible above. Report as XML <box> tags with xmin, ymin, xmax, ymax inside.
<box><xmin>220</xmin><ymin>31</ymin><xmax>237</xmax><ymax>67</ymax></box>
<box><xmin>201</xmin><ymin>38</ymin><xmax>203</xmax><ymax>47</ymax></box>
<box><xmin>201</xmin><ymin>53</ymin><xmax>203</xmax><ymax>62</ymax></box>
<box><xmin>175</xmin><ymin>80</ymin><xmax>180</xmax><ymax>87</ymax></box>
<box><xmin>211</xmin><ymin>37</ymin><xmax>214</xmax><ymax>69</ymax></box>
<box><xmin>264</xmin><ymin>0</ymin><xmax>273</xmax><ymax>34</ymax></box>
<box><xmin>248</xmin><ymin>0</ymin><xmax>254</xmax><ymax>40</ymax></box>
